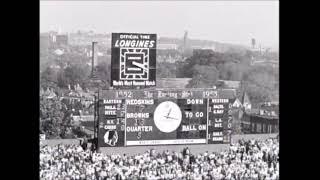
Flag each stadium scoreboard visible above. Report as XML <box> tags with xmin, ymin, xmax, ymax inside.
<box><xmin>98</xmin><ymin>88</ymin><xmax>234</xmax><ymax>147</ymax></box>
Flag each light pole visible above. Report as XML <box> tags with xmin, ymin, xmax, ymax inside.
<box><xmin>89</xmin><ymin>41</ymin><xmax>103</xmax><ymax>152</ymax></box>
<box><xmin>89</xmin><ymin>79</ymin><xmax>102</xmax><ymax>152</ymax></box>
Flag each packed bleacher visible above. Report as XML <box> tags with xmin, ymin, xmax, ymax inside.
<box><xmin>40</xmin><ymin>138</ymin><xmax>279</xmax><ymax>180</ymax></box>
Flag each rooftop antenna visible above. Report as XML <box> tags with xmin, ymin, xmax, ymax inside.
<box><xmin>251</xmin><ymin>38</ymin><xmax>256</xmax><ymax>49</ymax></box>
<box><xmin>184</xmin><ymin>30</ymin><xmax>188</xmax><ymax>50</ymax></box>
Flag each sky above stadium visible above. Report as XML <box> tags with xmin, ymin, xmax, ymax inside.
<box><xmin>40</xmin><ymin>1</ymin><xmax>279</xmax><ymax>49</ymax></box>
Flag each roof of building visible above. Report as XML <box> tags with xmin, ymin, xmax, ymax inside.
<box><xmin>157</xmin><ymin>38</ymin><xmax>181</xmax><ymax>45</ymax></box>
<box><xmin>54</xmin><ymin>49</ymin><xmax>64</xmax><ymax>55</ymax></box>
<box><xmin>245</xmin><ymin>108</ymin><xmax>259</xmax><ymax>115</ymax></box>
<box><xmin>41</xmin><ymin>88</ymin><xmax>57</xmax><ymax>98</ymax></box>
<box><xmin>259</xmin><ymin>101</ymin><xmax>279</xmax><ymax>107</ymax></box>
<box><xmin>47</xmin><ymin>92</ymin><xmax>57</xmax><ymax>99</ymax></box>
<box><xmin>158</xmin><ymin>44</ymin><xmax>178</xmax><ymax>49</ymax></box>
<box><xmin>156</xmin><ymin>78</ymin><xmax>192</xmax><ymax>88</ymax></box>
<box><xmin>241</xmin><ymin>92</ymin><xmax>251</xmax><ymax>105</ymax></box>
<box><xmin>72</xmin><ymin>115</ymin><xmax>94</xmax><ymax>122</ymax></box>
<box><xmin>217</xmin><ymin>80</ymin><xmax>241</xmax><ymax>89</ymax></box>
<box><xmin>80</xmin><ymin>115</ymin><xmax>94</xmax><ymax>121</ymax></box>
<box><xmin>249</xmin><ymin>114</ymin><xmax>279</xmax><ymax>119</ymax></box>
<box><xmin>218</xmin><ymin>89</ymin><xmax>237</xmax><ymax>99</ymax></box>
<box><xmin>230</xmin><ymin>98</ymin><xmax>242</xmax><ymax>107</ymax></box>
<box><xmin>244</xmin><ymin>108</ymin><xmax>278</xmax><ymax>119</ymax></box>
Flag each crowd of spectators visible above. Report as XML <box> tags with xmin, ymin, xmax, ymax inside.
<box><xmin>40</xmin><ymin>138</ymin><xmax>279</xmax><ymax>180</ymax></box>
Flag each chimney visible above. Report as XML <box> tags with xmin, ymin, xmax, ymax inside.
<box><xmin>91</xmin><ymin>42</ymin><xmax>98</xmax><ymax>76</ymax></box>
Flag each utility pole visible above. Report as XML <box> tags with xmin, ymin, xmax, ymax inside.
<box><xmin>89</xmin><ymin>41</ymin><xmax>102</xmax><ymax>152</ymax></box>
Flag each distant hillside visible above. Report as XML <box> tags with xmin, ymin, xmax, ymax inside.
<box><xmin>40</xmin><ymin>32</ymin><xmax>250</xmax><ymax>53</ymax></box>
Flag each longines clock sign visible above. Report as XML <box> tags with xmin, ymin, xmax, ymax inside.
<box><xmin>111</xmin><ymin>33</ymin><xmax>157</xmax><ymax>88</ymax></box>
<box><xmin>97</xmin><ymin>89</ymin><xmax>234</xmax><ymax>147</ymax></box>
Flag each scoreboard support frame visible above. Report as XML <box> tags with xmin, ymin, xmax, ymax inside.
<box><xmin>96</xmin><ymin>90</ymin><xmax>101</xmax><ymax>152</ymax></box>
<box><xmin>93</xmin><ymin>94</ymin><xmax>97</xmax><ymax>140</ymax></box>
<box><xmin>124</xmin><ymin>99</ymin><xmax>127</xmax><ymax>146</ymax></box>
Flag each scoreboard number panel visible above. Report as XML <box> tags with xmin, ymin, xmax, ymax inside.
<box><xmin>98</xmin><ymin>99</ymin><xmax>126</xmax><ymax>147</ymax></box>
<box><xmin>207</xmin><ymin>98</ymin><xmax>232</xmax><ymax>144</ymax></box>
<box><xmin>98</xmin><ymin>89</ymin><xmax>234</xmax><ymax>147</ymax></box>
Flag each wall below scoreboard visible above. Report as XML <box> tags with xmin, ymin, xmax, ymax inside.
<box><xmin>126</xmin><ymin>139</ymin><xmax>206</xmax><ymax>146</ymax></box>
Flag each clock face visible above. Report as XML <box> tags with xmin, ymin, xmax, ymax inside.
<box><xmin>153</xmin><ymin>101</ymin><xmax>182</xmax><ymax>133</ymax></box>
<box><xmin>119</xmin><ymin>48</ymin><xmax>149</xmax><ymax>80</ymax></box>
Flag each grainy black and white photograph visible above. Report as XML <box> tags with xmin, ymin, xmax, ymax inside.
<box><xmin>40</xmin><ymin>1</ymin><xmax>279</xmax><ymax>179</ymax></box>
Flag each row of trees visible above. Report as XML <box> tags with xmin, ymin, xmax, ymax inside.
<box><xmin>40</xmin><ymin>96</ymin><xmax>92</xmax><ymax>139</ymax></box>
<box><xmin>40</xmin><ymin>52</ymin><xmax>108</xmax><ymax>139</ymax></box>
<box><xmin>179</xmin><ymin>50</ymin><xmax>278</xmax><ymax>105</ymax></box>
<box><xmin>156</xmin><ymin>49</ymin><xmax>278</xmax><ymax>106</ymax></box>
<box><xmin>39</xmin><ymin>97</ymin><xmax>72</xmax><ymax>139</ymax></box>
<box><xmin>40</xmin><ymin>61</ymin><xmax>110</xmax><ymax>91</ymax></box>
